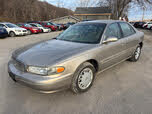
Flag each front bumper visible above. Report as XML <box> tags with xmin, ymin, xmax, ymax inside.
<box><xmin>15</xmin><ymin>32</ymin><xmax>28</xmax><ymax>36</ymax></box>
<box><xmin>43</xmin><ymin>29</ymin><xmax>50</xmax><ymax>33</ymax></box>
<box><xmin>8</xmin><ymin>61</ymin><xmax>72</xmax><ymax>93</ymax></box>
<box><xmin>31</xmin><ymin>30</ymin><xmax>39</xmax><ymax>34</ymax></box>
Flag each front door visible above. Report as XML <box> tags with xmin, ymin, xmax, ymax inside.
<box><xmin>99</xmin><ymin>23</ymin><xmax>127</xmax><ymax>70</ymax></box>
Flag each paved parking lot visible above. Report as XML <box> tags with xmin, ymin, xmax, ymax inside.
<box><xmin>0</xmin><ymin>30</ymin><xmax>152</xmax><ymax>114</ymax></box>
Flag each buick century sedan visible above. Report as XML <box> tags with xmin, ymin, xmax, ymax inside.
<box><xmin>8</xmin><ymin>20</ymin><xmax>144</xmax><ymax>94</ymax></box>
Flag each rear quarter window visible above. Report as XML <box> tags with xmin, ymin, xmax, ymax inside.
<box><xmin>119</xmin><ymin>22</ymin><xmax>136</xmax><ymax>37</ymax></box>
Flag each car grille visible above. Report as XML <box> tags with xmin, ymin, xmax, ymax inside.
<box><xmin>23</xmin><ymin>30</ymin><xmax>27</xmax><ymax>32</ymax></box>
<box><xmin>12</xmin><ymin>58</ymin><xmax>26</xmax><ymax>72</ymax></box>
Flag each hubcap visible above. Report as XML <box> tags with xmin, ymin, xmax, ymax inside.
<box><xmin>10</xmin><ymin>32</ymin><xmax>15</xmax><ymax>37</ymax></box>
<box><xmin>28</xmin><ymin>30</ymin><xmax>31</xmax><ymax>34</ymax></box>
<box><xmin>135</xmin><ymin>47</ymin><xmax>141</xmax><ymax>60</ymax></box>
<box><xmin>78</xmin><ymin>68</ymin><xmax>93</xmax><ymax>90</ymax></box>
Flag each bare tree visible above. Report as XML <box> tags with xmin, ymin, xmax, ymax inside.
<box><xmin>77</xmin><ymin>0</ymin><xmax>99</xmax><ymax>7</ymax></box>
<box><xmin>98</xmin><ymin>0</ymin><xmax>152</xmax><ymax>19</ymax></box>
<box><xmin>0</xmin><ymin>0</ymin><xmax>73</xmax><ymax>23</ymax></box>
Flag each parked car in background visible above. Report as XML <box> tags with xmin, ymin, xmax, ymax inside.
<box><xmin>142</xmin><ymin>22</ymin><xmax>149</xmax><ymax>28</ymax></box>
<box><xmin>29</xmin><ymin>23</ymin><xmax>51</xmax><ymax>33</ymax></box>
<box><xmin>0</xmin><ymin>27</ymin><xmax>8</xmax><ymax>38</ymax></box>
<box><xmin>17</xmin><ymin>23</ymin><xmax>41</xmax><ymax>34</ymax></box>
<box><xmin>65</xmin><ymin>22</ymin><xmax>75</xmax><ymax>29</ymax></box>
<box><xmin>58</xmin><ymin>24</ymin><xmax>66</xmax><ymax>30</ymax></box>
<box><xmin>134</xmin><ymin>22</ymin><xmax>146</xmax><ymax>28</ymax></box>
<box><xmin>8</xmin><ymin>20</ymin><xmax>144</xmax><ymax>94</ymax></box>
<box><xmin>45</xmin><ymin>22</ymin><xmax>61</xmax><ymax>31</ymax></box>
<box><xmin>0</xmin><ymin>22</ymin><xmax>28</xmax><ymax>37</ymax></box>
<box><xmin>52</xmin><ymin>23</ymin><xmax>63</xmax><ymax>31</ymax></box>
<box><xmin>129</xmin><ymin>22</ymin><xmax>135</xmax><ymax>25</ymax></box>
<box><xmin>145</xmin><ymin>22</ymin><xmax>152</xmax><ymax>30</ymax></box>
<box><xmin>37</xmin><ymin>22</ymin><xmax>58</xmax><ymax>31</ymax></box>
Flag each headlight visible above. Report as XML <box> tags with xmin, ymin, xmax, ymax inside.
<box><xmin>33</xmin><ymin>29</ymin><xmax>38</xmax><ymax>30</ymax></box>
<box><xmin>27</xmin><ymin>66</ymin><xmax>65</xmax><ymax>76</ymax></box>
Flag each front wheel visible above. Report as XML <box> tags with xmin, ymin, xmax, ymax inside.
<box><xmin>9</xmin><ymin>31</ymin><xmax>16</xmax><ymax>37</ymax></box>
<box><xmin>27</xmin><ymin>30</ymin><xmax>31</xmax><ymax>35</ymax></box>
<box><xmin>129</xmin><ymin>45</ymin><xmax>141</xmax><ymax>62</ymax></box>
<box><xmin>71</xmin><ymin>62</ymin><xmax>96</xmax><ymax>94</ymax></box>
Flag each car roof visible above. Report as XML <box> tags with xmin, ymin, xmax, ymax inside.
<box><xmin>0</xmin><ymin>22</ymin><xmax>13</xmax><ymax>24</ymax></box>
<box><xmin>77</xmin><ymin>20</ymin><xmax>126</xmax><ymax>25</ymax></box>
<box><xmin>29</xmin><ymin>23</ymin><xmax>39</xmax><ymax>25</ymax></box>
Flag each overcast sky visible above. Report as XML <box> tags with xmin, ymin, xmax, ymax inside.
<box><xmin>41</xmin><ymin>0</ymin><xmax>152</xmax><ymax>21</ymax></box>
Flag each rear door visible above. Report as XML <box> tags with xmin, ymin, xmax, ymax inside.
<box><xmin>119</xmin><ymin>22</ymin><xmax>137</xmax><ymax>57</ymax></box>
<box><xmin>99</xmin><ymin>22</ymin><xmax>127</xmax><ymax>70</ymax></box>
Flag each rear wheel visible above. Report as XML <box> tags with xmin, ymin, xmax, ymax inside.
<box><xmin>27</xmin><ymin>30</ymin><xmax>31</xmax><ymax>35</ymax></box>
<box><xmin>71</xmin><ymin>62</ymin><xmax>96</xmax><ymax>94</ymax></box>
<box><xmin>9</xmin><ymin>31</ymin><xmax>16</xmax><ymax>37</ymax></box>
<box><xmin>129</xmin><ymin>45</ymin><xmax>141</xmax><ymax>62</ymax></box>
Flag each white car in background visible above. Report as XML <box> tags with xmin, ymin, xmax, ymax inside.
<box><xmin>29</xmin><ymin>23</ymin><xmax>51</xmax><ymax>33</ymax></box>
<box><xmin>146</xmin><ymin>22</ymin><xmax>152</xmax><ymax>29</ymax></box>
<box><xmin>142</xmin><ymin>22</ymin><xmax>152</xmax><ymax>29</ymax></box>
<box><xmin>0</xmin><ymin>22</ymin><xmax>28</xmax><ymax>37</ymax></box>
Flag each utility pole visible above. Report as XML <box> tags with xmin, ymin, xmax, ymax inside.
<box><xmin>142</xmin><ymin>6</ymin><xmax>146</xmax><ymax>21</ymax></box>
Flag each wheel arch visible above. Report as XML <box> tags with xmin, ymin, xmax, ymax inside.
<box><xmin>86</xmin><ymin>59</ymin><xmax>99</xmax><ymax>72</ymax></box>
<box><xmin>9</xmin><ymin>31</ymin><xmax>15</xmax><ymax>34</ymax></box>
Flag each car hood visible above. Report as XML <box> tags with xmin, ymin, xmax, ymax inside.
<box><xmin>14</xmin><ymin>27</ymin><xmax>26</xmax><ymax>31</ymax></box>
<box><xmin>12</xmin><ymin>39</ymin><xmax>96</xmax><ymax>66</ymax></box>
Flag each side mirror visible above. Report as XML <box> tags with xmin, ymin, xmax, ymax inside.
<box><xmin>103</xmin><ymin>37</ymin><xmax>118</xmax><ymax>44</ymax></box>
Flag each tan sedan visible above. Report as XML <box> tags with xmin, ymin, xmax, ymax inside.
<box><xmin>8</xmin><ymin>20</ymin><xmax>144</xmax><ymax>94</ymax></box>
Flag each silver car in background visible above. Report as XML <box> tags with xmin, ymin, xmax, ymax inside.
<box><xmin>8</xmin><ymin>20</ymin><xmax>144</xmax><ymax>94</ymax></box>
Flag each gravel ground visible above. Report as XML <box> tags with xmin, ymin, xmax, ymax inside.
<box><xmin>0</xmin><ymin>30</ymin><xmax>152</xmax><ymax>114</ymax></box>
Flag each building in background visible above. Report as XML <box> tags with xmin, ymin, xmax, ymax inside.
<box><xmin>74</xmin><ymin>7</ymin><xmax>112</xmax><ymax>21</ymax></box>
<box><xmin>50</xmin><ymin>15</ymin><xmax>80</xmax><ymax>24</ymax></box>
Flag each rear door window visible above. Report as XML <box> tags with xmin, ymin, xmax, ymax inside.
<box><xmin>105</xmin><ymin>23</ymin><xmax>122</xmax><ymax>40</ymax></box>
<box><xmin>119</xmin><ymin>22</ymin><xmax>136</xmax><ymax>37</ymax></box>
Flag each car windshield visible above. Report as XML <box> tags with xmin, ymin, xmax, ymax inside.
<box><xmin>24</xmin><ymin>24</ymin><xmax>32</xmax><ymax>27</ymax></box>
<box><xmin>6</xmin><ymin>24</ymin><xmax>18</xmax><ymax>28</ymax></box>
<box><xmin>57</xmin><ymin>23</ymin><xmax>106</xmax><ymax>44</ymax></box>
<box><xmin>47</xmin><ymin>23</ymin><xmax>53</xmax><ymax>25</ymax></box>
<box><xmin>52</xmin><ymin>23</ymin><xmax>57</xmax><ymax>26</ymax></box>
<box><xmin>36</xmin><ymin>24</ymin><xmax>42</xmax><ymax>27</ymax></box>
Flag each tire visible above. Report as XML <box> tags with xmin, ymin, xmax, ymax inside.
<box><xmin>27</xmin><ymin>30</ymin><xmax>31</xmax><ymax>35</ymax></box>
<box><xmin>71</xmin><ymin>62</ymin><xmax>96</xmax><ymax>94</ymax></box>
<box><xmin>9</xmin><ymin>31</ymin><xmax>16</xmax><ymax>37</ymax></box>
<box><xmin>48</xmin><ymin>28</ymin><xmax>51</xmax><ymax>32</ymax></box>
<box><xmin>129</xmin><ymin>45</ymin><xmax>141</xmax><ymax>62</ymax></box>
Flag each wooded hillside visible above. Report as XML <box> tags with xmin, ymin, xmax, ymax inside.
<box><xmin>0</xmin><ymin>0</ymin><xmax>73</xmax><ymax>23</ymax></box>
